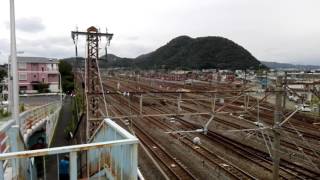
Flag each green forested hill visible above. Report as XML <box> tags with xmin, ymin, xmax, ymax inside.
<box><xmin>133</xmin><ymin>36</ymin><xmax>263</xmax><ymax>70</ymax></box>
<box><xmin>67</xmin><ymin>35</ymin><xmax>265</xmax><ymax>70</ymax></box>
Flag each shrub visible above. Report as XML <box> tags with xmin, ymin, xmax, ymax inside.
<box><xmin>33</xmin><ymin>83</ymin><xmax>50</xmax><ymax>93</ymax></box>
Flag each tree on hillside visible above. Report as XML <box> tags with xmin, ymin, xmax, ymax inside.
<box><xmin>0</xmin><ymin>69</ymin><xmax>7</xmax><ymax>81</ymax></box>
<box><xmin>58</xmin><ymin>60</ymin><xmax>74</xmax><ymax>93</ymax></box>
<box><xmin>0</xmin><ymin>69</ymin><xmax>7</xmax><ymax>93</ymax></box>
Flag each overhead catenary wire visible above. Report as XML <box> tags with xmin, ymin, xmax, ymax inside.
<box><xmin>281</xmin><ymin>127</ymin><xmax>319</xmax><ymax>171</ymax></box>
<box><xmin>287</xmin><ymin>121</ymin><xmax>320</xmax><ymax>159</ymax></box>
<box><xmin>256</xmin><ymin>97</ymin><xmax>273</xmax><ymax>159</ymax></box>
<box><xmin>106</xmin><ymin>72</ymin><xmax>320</xmax><ymax>178</ymax></box>
<box><xmin>279</xmin><ymin>111</ymin><xmax>320</xmax><ymax>159</ymax></box>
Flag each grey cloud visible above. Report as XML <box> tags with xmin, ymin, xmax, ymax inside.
<box><xmin>14</xmin><ymin>36</ymin><xmax>74</xmax><ymax>59</ymax></box>
<box><xmin>0</xmin><ymin>40</ymin><xmax>7</xmax><ymax>63</ymax></box>
<box><xmin>18</xmin><ymin>36</ymin><xmax>72</xmax><ymax>49</ymax></box>
<box><xmin>22</xmin><ymin>46</ymin><xmax>72</xmax><ymax>59</ymax></box>
<box><xmin>109</xmin><ymin>42</ymin><xmax>153</xmax><ymax>58</ymax></box>
<box><xmin>5</xmin><ymin>17</ymin><xmax>45</xmax><ymax>33</ymax></box>
<box><xmin>121</xmin><ymin>35</ymin><xmax>140</xmax><ymax>41</ymax></box>
<box><xmin>0</xmin><ymin>39</ymin><xmax>9</xmax><ymax>63</ymax></box>
<box><xmin>0</xmin><ymin>39</ymin><xmax>9</xmax><ymax>52</ymax></box>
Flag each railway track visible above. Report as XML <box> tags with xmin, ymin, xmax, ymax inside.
<box><xmin>103</xmin><ymin>76</ymin><xmax>320</xmax><ymax>179</ymax></box>
<box><xmin>123</xmin><ymin>102</ymin><xmax>257</xmax><ymax>179</ymax></box>
<box><xmin>177</xmin><ymin>118</ymin><xmax>320</xmax><ymax>180</ymax></box>
<box><xmin>109</xmin><ymin>92</ymin><xmax>291</xmax><ymax>179</ymax></box>
<box><xmin>105</xmin><ymin>77</ymin><xmax>320</xmax><ymax>156</ymax></box>
<box><xmin>133</xmin><ymin>122</ymin><xmax>197</xmax><ymax>180</ymax></box>
<box><xmin>111</xmin><ymin>102</ymin><xmax>197</xmax><ymax>180</ymax></box>
<box><xmin>108</xmin><ymin>93</ymin><xmax>260</xmax><ymax>179</ymax></box>
<box><xmin>145</xmin><ymin>106</ymin><xmax>296</xmax><ymax>179</ymax></box>
<box><xmin>168</xmin><ymin>90</ymin><xmax>320</xmax><ymax>158</ymax></box>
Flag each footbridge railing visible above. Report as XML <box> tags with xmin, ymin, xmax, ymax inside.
<box><xmin>0</xmin><ymin>118</ymin><xmax>139</xmax><ymax>180</ymax></box>
<box><xmin>19</xmin><ymin>101</ymin><xmax>62</xmax><ymax>145</ymax></box>
<box><xmin>0</xmin><ymin>100</ymin><xmax>62</xmax><ymax>179</ymax></box>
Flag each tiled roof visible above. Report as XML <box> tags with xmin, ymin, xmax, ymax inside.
<box><xmin>15</xmin><ymin>56</ymin><xmax>59</xmax><ymax>64</ymax></box>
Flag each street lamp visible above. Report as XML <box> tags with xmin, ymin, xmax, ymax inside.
<box><xmin>8</xmin><ymin>51</ymin><xmax>24</xmax><ymax>113</ymax></box>
<box><xmin>9</xmin><ymin>0</ymin><xmax>19</xmax><ymax>126</ymax></box>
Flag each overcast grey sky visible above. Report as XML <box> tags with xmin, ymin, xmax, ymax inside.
<box><xmin>0</xmin><ymin>0</ymin><xmax>320</xmax><ymax>65</ymax></box>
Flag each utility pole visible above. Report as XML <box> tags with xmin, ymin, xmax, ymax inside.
<box><xmin>273</xmin><ymin>76</ymin><xmax>282</xmax><ymax>180</ymax></box>
<box><xmin>244</xmin><ymin>69</ymin><xmax>247</xmax><ymax>88</ymax></box>
<box><xmin>265</xmin><ymin>70</ymin><xmax>268</xmax><ymax>96</ymax></box>
<box><xmin>10</xmin><ymin>0</ymin><xmax>19</xmax><ymax>126</ymax></box>
<box><xmin>266</xmin><ymin>71</ymin><xmax>268</xmax><ymax>88</ymax></box>
<box><xmin>71</xmin><ymin>26</ymin><xmax>113</xmax><ymax>141</ymax></box>
<box><xmin>243</xmin><ymin>69</ymin><xmax>248</xmax><ymax>112</ymax></box>
<box><xmin>177</xmin><ymin>93</ymin><xmax>182</xmax><ymax>114</ymax></box>
<box><xmin>139</xmin><ymin>94</ymin><xmax>143</xmax><ymax>116</ymax></box>
<box><xmin>282</xmin><ymin>72</ymin><xmax>287</xmax><ymax>109</ymax></box>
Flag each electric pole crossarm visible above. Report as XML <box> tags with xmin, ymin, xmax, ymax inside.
<box><xmin>71</xmin><ymin>31</ymin><xmax>113</xmax><ymax>39</ymax></box>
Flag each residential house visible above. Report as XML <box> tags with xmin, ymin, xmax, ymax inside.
<box><xmin>15</xmin><ymin>57</ymin><xmax>60</xmax><ymax>93</ymax></box>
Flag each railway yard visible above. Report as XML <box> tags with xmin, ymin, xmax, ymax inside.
<box><xmin>4</xmin><ymin>1</ymin><xmax>320</xmax><ymax>179</ymax></box>
<box><xmin>76</xmin><ymin>71</ymin><xmax>320</xmax><ymax>180</ymax></box>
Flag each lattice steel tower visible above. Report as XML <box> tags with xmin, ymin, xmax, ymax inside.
<box><xmin>72</xmin><ymin>26</ymin><xmax>113</xmax><ymax>141</ymax></box>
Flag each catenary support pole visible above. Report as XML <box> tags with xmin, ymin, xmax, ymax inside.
<box><xmin>177</xmin><ymin>93</ymin><xmax>181</xmax><ymax>114</ymax></box>
<box><xmin>139</xmin><ymin>94</ymin><xmax>143</xmax><ymax>115</ymax></box>
<box><xmin>283</xmin><ymin>72</ymin><xmax>287</xmax><ymax>109</ymax></box>
<box><xmin>273</xmin><ymin>76</ymin><xmax>282</xmax><ymax>180</ymax></box>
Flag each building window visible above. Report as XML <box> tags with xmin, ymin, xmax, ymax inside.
<box><xmin>18</xmin><ymin>63</ymin><xmax>27</xmax><ymax>69</ymax></box>
<box><xmin>19</xmin><ymin>86</ymin><xmax>27</xmax><ymax>91</ymax></box>
<box><xmin>48</xmin><ymin>74</ymin><xmax>57</xmax><ymax>82</ymax></box>
<box><xmin>47</xmin><ymin>64</ymin><xmax>52</xmax><ymax>71</ymax></box>
<box><xmin>31</xmin><ymin>63</ymin><xmax>37</xmax><ymax>71</ymax></box>
<box><xmin>42</xmin><ymin>67</ymin><xmax>44</xmax><ymax>72</ymax></box>
<box><xmin>19</xmin><ymin>73</ymin><xmax>27</xmax><ymax>80</ymax></box>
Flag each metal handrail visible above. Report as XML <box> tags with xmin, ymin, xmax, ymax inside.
<box><xmin>0</xmin><ymin>118</ymin><xmax>139</xmax><ymax>180</ymax></box>
<box><xmin>0</xmin><ymin>138</ymin><xmax>138</xmax><ymax>160</ymax></box>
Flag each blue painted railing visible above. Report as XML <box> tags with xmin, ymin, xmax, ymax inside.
<box><xmin>0</xmin><ymin>118</ymin><xmax>139</xmax><ymax>180</ymax></box>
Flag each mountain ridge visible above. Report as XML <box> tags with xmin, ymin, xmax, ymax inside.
<box><xmin>261</xmin><ymin>61</ymin><xmax>320</xmax><ymax>70</ymax></box>
<box><xmin>99</xmin><ymin>35</ymin><xmax>265</xmax><ymax>70</ymax></box>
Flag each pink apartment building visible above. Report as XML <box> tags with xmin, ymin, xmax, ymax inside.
<box><xmin>17</xmin><ymin>56</ymin><xmax>60</xmax><ymax>93</ymax></box>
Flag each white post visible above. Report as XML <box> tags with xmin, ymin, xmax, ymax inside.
<box><xmin>0</xmin><ymin>161</ymin><xmax>4</xmax><ymax>180</ymax></box>
<box><xmin>131</xmin><ymin>144</ymin><xmax>138</xmax><ymax>180</ymax></box>
<box><xmin>8</xmin><ymin>125</ymin><xmax>19</xmax><ymax>178</ymax></box>
<box><xmin>59</xmin><ymin>73</ymin><xmax>62</xmax><ymax>103</ymax></box>
<box><xmin>70</xmin><ymin>152</ymin><xmax>77</xmax><ymax>180</ymax></box>
<box><xmin>7</xmin><ymin>62</ymin><xmax>12</xmax><ymax>113</ymax></box>
<box><xmin>10</xmin><ymin>0</ymin><xmax>19</xmax><ymax>126</ymax></box>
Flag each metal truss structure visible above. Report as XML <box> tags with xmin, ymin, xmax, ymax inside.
<box><xmin>72</xmin><ymin>26</ymin><xmax>113</xmax><ymax>141</ymax></box>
